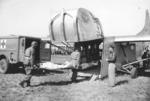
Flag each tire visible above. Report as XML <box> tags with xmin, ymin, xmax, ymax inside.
<box><xmin>131</xmin><ymin>68</ymin><xmax>138</xmax><ymax>79</ymax></box>
<box><xmin>0</xmin><ymin>59</ymin><xmax>8</xmax><ymax>74</ymax></box>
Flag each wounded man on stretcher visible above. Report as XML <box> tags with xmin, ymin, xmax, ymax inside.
<box><xmin>41</xmin><ymin>49</ymin><xmax>99</xmax><ymax>70</ymax></box>
<box><xmin>40</xmin><ymin>49</ymin><xmax>100</xmax><ymax>82</ymax></box>
<box><xmin>40</xmin><ymin>60</ymin><xmax>99</xmax><ymax>82</ymax></box>
<box><xmin>40</xmin><ymin>60</ymin><xmax>99</xmax><ymax>70</ymax></box>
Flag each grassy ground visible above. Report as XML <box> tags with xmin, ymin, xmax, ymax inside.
<box><xmin>0</xmin><ymin>55</ymin><xmax>150</xmax><ymax>101</ymax></box>
<box><xmin>0</xmin><ymin>69</ymin><xmax>150</xmax><ymax>101</ymax></box>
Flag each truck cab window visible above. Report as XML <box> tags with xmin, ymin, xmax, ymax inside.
<box><xmin>22</xmin><ymin>39</ymin><xmax>25</xmax><ymax>47</ymax></box>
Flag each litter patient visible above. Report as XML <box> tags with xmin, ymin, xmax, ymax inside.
<box><xmin>40</xmin><ymin>48</ymin><xmax>81</xmax><ymax>82</ymax></box>
<box><xmin>40</xmin><ymin>48</ymin><xmax>99</xmax><ymax>82</ymax></box>
<box><xmin>40</xmin><ymin>49</ymin><xmax>81</xmax><ymax>70</ymax></box>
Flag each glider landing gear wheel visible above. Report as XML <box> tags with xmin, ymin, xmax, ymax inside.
<box><xmin>131</xmin><ymin>68</ymin><xmax>138</xmax><ymax>79</ymax></box>
<box><xmin>0</xmin><ymin>59</ymin><xmax>8</xmax><ymax>74</ymax></box>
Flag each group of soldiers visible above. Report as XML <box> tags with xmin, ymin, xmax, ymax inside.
<box><xmin>19</xmin><ymin>41</ymin><xmax>83</xmax><ymax>87</ymax></box>
<box><xmin>19</xmin><ymin>40</ymin><xmax>150</xmax><ymax>88</ymax></box>
<box><xmin>19</xmin><ymin>41</ymin><xmax>117</xmax><ymax>87</ymax></box>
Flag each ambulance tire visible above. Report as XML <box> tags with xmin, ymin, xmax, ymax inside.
<box><xmin>0</xmin><ymin>58</ymin><xmax>8</xmax><ymax>74</ymax></box>
<box><xmin>131</xmin><ymin>68</ymin><xmax>138</xmax><ymax>79</ymax></box>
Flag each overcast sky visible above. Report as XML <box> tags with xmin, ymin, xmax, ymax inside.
<box><xmin>0</xmin><ymin>0</ymin><xmax>150</xmax><ymax>37</ymax></box>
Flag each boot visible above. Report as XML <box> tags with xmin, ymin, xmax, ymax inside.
<box><xmin>20</xmin><ymin>80</ymin><xmax>30</xmax><ymax>88</ymax></box>
<box><xmin>71</xmin><ymin>69</ymin><xmax>77</xmax><ymax>82</ymax></box>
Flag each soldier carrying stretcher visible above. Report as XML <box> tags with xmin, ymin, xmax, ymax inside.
<box><xmin>20</xmin><ymin>41</ymin><xmax>38</xmax><ymax>87</ymax></box>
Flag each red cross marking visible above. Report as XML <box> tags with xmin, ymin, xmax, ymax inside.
<box><xmin>0</xmin><ymin>40</ymin><xmax>6</xmax><ymax>49</ymax></box>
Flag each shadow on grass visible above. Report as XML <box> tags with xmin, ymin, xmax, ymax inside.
<box><xmin>31</xmin><ymin>81</ymin><xmax>72</xmax><ymax>87</ymax></box>
<box><xmin>7</xmin><ymin>63</ymin><xmax>24</xmax><ymax>74</ymax></box>
<box><xmin>115</xmin><ymin>80</ymin><xmax>128</xmax><ymax>86</ymax></box>
<box><xmin>139</xmin><ymin>71</ymin><xmax>150</xmax><ymax>77</ymax></box>
<box><xmin>32</xmin><ymin>69</ymin><xmax>65</xmax><ymax>76</ymax></box>
<box><xmin>31</xmin><ymin>78</ymin><xmax>89</xmax><ymax>87</ymax></box>
<box><xmin>7</xmin><ymin>63</ymin><xmax>65</xmax><ymax>76</ymax></box>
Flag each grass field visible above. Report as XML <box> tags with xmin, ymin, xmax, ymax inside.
<box><xmin>0</xmin><ymin>70</ymin><xmax>150</xmax><ymax>101</ymax></box>
<box><xmin>0</xmin><ymin>55</ymin><xmax>150</xmax><ymax>101</ymax></box>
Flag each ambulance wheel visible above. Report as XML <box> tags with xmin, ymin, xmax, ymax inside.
<box><xmin>0</xmin><ymin>59</ymin><xmax>8</xmax><ymax>74</ymax></box>
<box><xmin>131</xmin><ymin>68</ymin><xmax>138</xmax><ymax>79</ymax></box>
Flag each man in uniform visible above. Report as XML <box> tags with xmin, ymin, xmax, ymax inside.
<box><xmin>142</xmin><ymin>45</ymin><xmax>150</xmax><ymax>68</ymax></box>
<box><xmin>70</xmin><ymin>49</ymin><xmax>81</xmax><ymax>82</ymax></box>
<box><xmin>63</xmin><ymin>49</ymin><xmax>81</xmax><ymax>82</ymax></box>
<box><xmin>20</xmin><ymin>41</ymin><xmax>38</xmax><ymax>87</ymax></box>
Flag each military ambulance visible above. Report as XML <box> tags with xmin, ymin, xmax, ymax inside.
<box><xmin>0</xmin><ymin>35</ymin><xmax>51</xmax><ymax>74</ymax></box>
